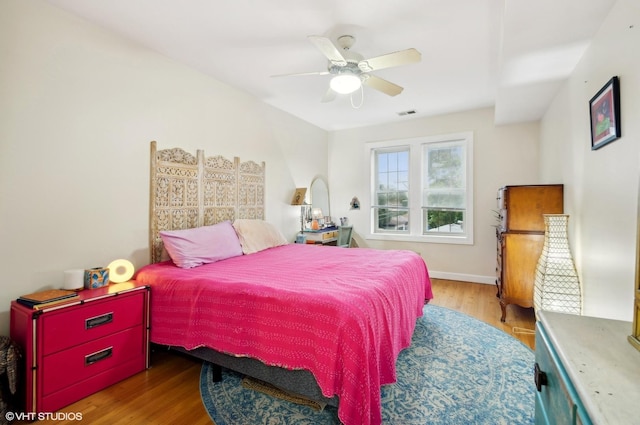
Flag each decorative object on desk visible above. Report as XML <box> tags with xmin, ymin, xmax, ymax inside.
<box><xmin>84</xmin><ymin>267</ymin><xmax>110</xmax><ymax>289</ymax></box>
<box><xmin>297</xmin><ymin>204</ymin><xmax>311</xmax><ymax>232</ymax></box>
<box><xmin>62</xmin><ymin>268</ymin><xmax>84</xmax><ymax>290</ymax></box>
<box><xmin>310</xmin><ymin>176</ymin><xmax>330</xmax><ymax>221</ymax></box>
<box><xmin>200</xmin><ymin>305</ymin><xmax>535</xmax><ymax>425</ymax></box>
<box><xmin>337</xmin><ymin>226</ymin><xmax>353</xmax><ymax>248</ymax></box>
<box><xmin>533</xmin><ymin>214</ymin><xmax>582</xmax><ymax>318</ymax></box>
<box><xmin>311</xmin><ymin>208</ymin><xmax>323</xmax><ymax>230</ymax></box>
<box><xmin>291</xmin><ymin>188</ymin><xmax>307</xmax><ymax>206</ymax></box>
<box><xmin>350</xmin><ymin>196</ymin><xmax>360</xmax><ymax>210</ymax></box>
<box><xmin>589</xmin><ymin>76</ymin><xmax>621</xmax><ymax>150</ymax></box>
<box><xmin>107</xmin><ymin>259</ymin><xmax>135</xmax><ymax>283</ymax></box>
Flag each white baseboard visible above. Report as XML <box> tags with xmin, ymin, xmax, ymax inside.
<box><xmin>429</xmin><ymin>270</ymin><xmax>495</xmax><ymax>285</ymax></box>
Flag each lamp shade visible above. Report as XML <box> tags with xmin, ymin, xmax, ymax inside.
<box><xmin>330</xmin><ymin>74</ymin><xmax>361</xmax><ymax>94</ymax></box>
<box><xmin>108</xmin><ymin>259</ymin><xmax>135</xmax><ymax>283</ymax></box>
<box><xmin>533</xmin><ymin>214</ymin><xmax>582</xmax><ymax>318</ymax></box>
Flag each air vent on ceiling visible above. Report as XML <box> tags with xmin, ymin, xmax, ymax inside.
<box><xmin>397</xmin><ymin>110</ymin><xmax>417</xmax><ymax>116</ymax></box>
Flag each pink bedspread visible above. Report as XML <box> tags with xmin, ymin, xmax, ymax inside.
<box><xmin>135</xmin><ymin>243</ymin><xmax>432</xmax><ymax>425</ymax></box>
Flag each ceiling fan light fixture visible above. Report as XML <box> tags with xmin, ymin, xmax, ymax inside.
<box><xmin>330</xmin><ymin>74</ymin><xmax>361</xmax><ymax>94</ymax></box>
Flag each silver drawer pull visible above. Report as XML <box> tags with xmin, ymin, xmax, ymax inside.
<box><xmin>85</xmin><ymin>346</ymin><xmax>113</xmax><ymax>366</ymax></box>
<box><xmin>85</xmin><ymin>312</ymin><xmax>113</xmax><ymax>329</ymax></box>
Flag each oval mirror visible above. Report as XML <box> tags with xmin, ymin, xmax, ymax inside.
<box><xmin>310</xmin><ymin>176</ymin><xmax>330</xmax><ymax>221</ymax></box>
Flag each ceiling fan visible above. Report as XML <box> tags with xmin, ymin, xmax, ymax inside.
<box><xmin>276</xmin><ymin>35</ymin><xmax>421</xmax><ymax>102</ymax></box>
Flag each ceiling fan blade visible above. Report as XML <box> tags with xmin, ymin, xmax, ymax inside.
<box><xmin>271</xmin><ymin>70</ymin><xmax>330</xmax><ymax>78</ymax></box>
<box><xmin>363</xmin><ymin>75</ymin><xmax>404</xmax><ymax>96</ymax></box>
<box><xmin>358</xmin><ymin>48</ymin><xmax>421</xmax><ymax>72</ymax></box>
<box><xmin>308</xmin><ymin>35</ymin><xmax>347</xmax><ymax>66</ymax></box>
<box><xmin>321</xmin><ymin>88</ymin><xmax>336</xmax><ymax>103</ymax></box>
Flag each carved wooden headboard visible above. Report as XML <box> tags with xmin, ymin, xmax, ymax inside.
<box><xmin>149</xmin><ymin>141</ymin><xmax>265</xmax><ymax>263</ymax></box>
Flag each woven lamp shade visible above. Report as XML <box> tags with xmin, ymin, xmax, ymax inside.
<box><xmin>533</xmin><ymin>214</ymin><xmax>582</xmax><ymax>318</ymax></box>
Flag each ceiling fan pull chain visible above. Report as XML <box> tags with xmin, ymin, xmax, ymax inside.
<box><xmin>351</xmin><ymin>85</ymin><xmax>364</xmax><ymax>109</ymax></box>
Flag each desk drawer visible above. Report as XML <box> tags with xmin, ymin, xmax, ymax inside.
<box><xmin>41</xmin><ymin>291</ymin><xmax>145</xmax><ymax>355</ymax></box>
<box><xmin>42</xmin><ymin>325</ymin><xmax>144</xmax><ymax>396</ymax></box>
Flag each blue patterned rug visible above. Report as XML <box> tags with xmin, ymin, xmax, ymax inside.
<box><xmin>200</xmin><ymin>304</ymin><xmax>535</xmax><ymax>424</ymax></box>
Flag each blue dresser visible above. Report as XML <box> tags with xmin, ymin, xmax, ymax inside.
<box><xmin>535</xmin><ymin>311</ymin><xmax>640</xmax><ymax>424</ymax></box>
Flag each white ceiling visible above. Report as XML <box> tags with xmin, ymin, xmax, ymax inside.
<box><xmin>45</xmin><ymin>0</ymin><xmax>616</xmax><ymax>131</ymax></box>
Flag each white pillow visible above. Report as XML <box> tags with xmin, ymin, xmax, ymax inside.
<box><xmin>232</xmin><ymin>219</ymin><xmax>288</xmax><ymax>255</ymax></box>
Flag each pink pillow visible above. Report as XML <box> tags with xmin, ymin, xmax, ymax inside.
<box><xmin>159</xmin><ymin>221</ymin><xmax>243</xmax><ymax>268</ymax></box>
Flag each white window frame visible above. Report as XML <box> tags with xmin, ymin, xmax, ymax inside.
<box><xmin>366</xmin><ymin>132</ymin><xmax>474</xmax><ymax>245</ymax></box>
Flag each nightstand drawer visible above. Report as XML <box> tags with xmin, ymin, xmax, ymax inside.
<box><xmin>42</xmin><ymin>325</ymin><xmax>145</xmax><ymax>396</ymax></box>
<box><xmin>41</xmin><ymin>291</ymin><xmax>145</xmax><ymax>355</ymax></box>
<box><xmin>535</xmin><ymin>325</ymin><xmax>579</xmax><ymax>425</ymax></box>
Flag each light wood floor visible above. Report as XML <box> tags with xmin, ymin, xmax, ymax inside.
<box><xmin>34</xmin><ymin>279</ymin><xmax>536</xmax><ymax>424</ymax></box>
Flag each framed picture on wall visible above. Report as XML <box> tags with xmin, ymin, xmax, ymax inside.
<box><xmin>589</xmin><ymin>76</ymin><xmax>621</xmax><ymax>150</ymax></box>
<box><xmin>291</xmin><ymin>187</ymin><xmax>307</xmax><ymax>205</ymax></box>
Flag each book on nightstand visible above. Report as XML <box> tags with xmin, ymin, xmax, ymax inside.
<box><xmin>17</xmin><ymin>289</ymin><xmax>79</xmax><ymax>309</ymax></box>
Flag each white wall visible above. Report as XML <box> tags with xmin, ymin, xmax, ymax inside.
<box><xmin>328</xmin><ymin>107</ymin><xmax>540</xmax><ymax>283</ymax></box>
<box><xmin>0</xmin><ymin>0</ymin><xmax>328</xmax><ymax>334</ymax></box>
<box><xmin>539</xmin><ymin>0</ymin><xmax>640</xmax><ymax>321</ymax></box>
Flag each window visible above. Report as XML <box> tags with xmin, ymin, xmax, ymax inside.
<box><xmin>422</xmin><ymin>140</ymin><xmax>466</xmax><ymax>235</ymax></box>
<box><xmin>368</xmin><ymin>132</ymin><xmax>473</xmax><ymax>244</ymax></box>
<box><xmin>372</xmin><ymin>147</ymin><xmax>410</xmax><ymax>233</ymax></box>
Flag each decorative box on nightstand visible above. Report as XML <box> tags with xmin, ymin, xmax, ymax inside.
<box><xmin>10</xmin><ymin>281</ymin><xmax>150</xmax><ymax>413</ymax></box>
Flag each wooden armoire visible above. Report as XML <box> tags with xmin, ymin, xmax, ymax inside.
<box><xmin>496</xmin><ymin>184</ymin><xmax>564</xmax><ymax>322</ymax></box>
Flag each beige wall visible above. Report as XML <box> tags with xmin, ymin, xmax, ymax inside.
<box><xmin>0</xmin><ymin>0</ymin><xmax>328</xmax><ymax>334</ymax></box>
<box><xmin>328</xmin><ymin>107</ymin><xmax>540</xmax><ymax>283</ymax></box>
<box><xmin>2</xmin><ymin>0</ymin><xmax>638</xmax><ymax>337</ymax></box>
<box><xmin>539</xmin><ymin>0</ymin><xmax>640</xmax><ymax>321</ymax></box>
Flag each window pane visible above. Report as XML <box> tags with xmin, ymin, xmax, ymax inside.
<box><xmin>422</xmin><ymin>140</ymin><xmax>467</xmax><ymax>236</ymax></box>
<box><xmin>423</xmin><ymin>208</ymin><xmax>464</xmax><ymax>233</ymax></box>
<box><xmin>388</xmin><ymin>173</ymin><xmax>398</xmax><ymax>190</ymax></box>
<box><xmin>378</xmin><ymin>154</ymin><xmax>388</xmax><ymax>173</ymax></box>
<box><xmin>422</xmin><ymin>189</ymin><xmax>465</xmax><ymax>208</ymax></box>
<box><xmin>388</xmin><ymin>152</ymin><xmax>398</xmax><ymax>172</ymax></box>
<box><xmin>398</xmin><ymin>150</ymin><xmax>409</xmax><ymax>171</ymax></box>
<box><xmin>424</xmin><ymin>143</ymin><xmax>465</xmax><ymax>189</ymax></box>
<box><xmin>375</xmin><ymin>207</ymin><xmax>409</xmax><ymax>231</ymax></box>
<box><xmin>398</xmin><ymin>191</ymin><xmax>409</xmax><ymax>207</ymax></box>
<box><xmin>398</xmin><ymin>171</ymin><xmax>409</xmax><ymax>187</ymax></box>
<box><xmin>373</xmin><ymin>147</ymin><xmax>410</xmax><ymax>233</ymax></box>
<box><xmin>378</xmin><ymin>172</ymin><xmax>388</xmax><ymax>190</ymax></box>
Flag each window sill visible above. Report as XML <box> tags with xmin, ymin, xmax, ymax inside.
<box><xmin>366</xmin><ymin>233</ymin><xmax>473</xmax><ymax>245</ymax></box>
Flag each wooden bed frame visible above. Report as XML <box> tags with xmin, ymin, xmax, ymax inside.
<box><xmin>149</xmin><ymin>140</ymin><xmax>265</xmax><ymax>263</ymax></box>
<box><xmin>148</xmin><ymin>141</ymin><xmax>338</xmax><ymax>406</ymax></box>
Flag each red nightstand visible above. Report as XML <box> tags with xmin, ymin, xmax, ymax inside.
<box><xmin>10</xmin><ymin>281</ymin><xmax>150</xmax><ymax>413</ymax></box>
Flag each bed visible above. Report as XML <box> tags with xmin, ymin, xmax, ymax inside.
<box><xmin>136</xmin><ymin>142</ymin><xmax>433</xmax><ymax>425</ymax></box>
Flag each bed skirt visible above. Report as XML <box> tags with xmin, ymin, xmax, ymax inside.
<box><xmin>161</xmin><ymin>344</ymin><xmax>339</xmax><ymax>407</ymax></box>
